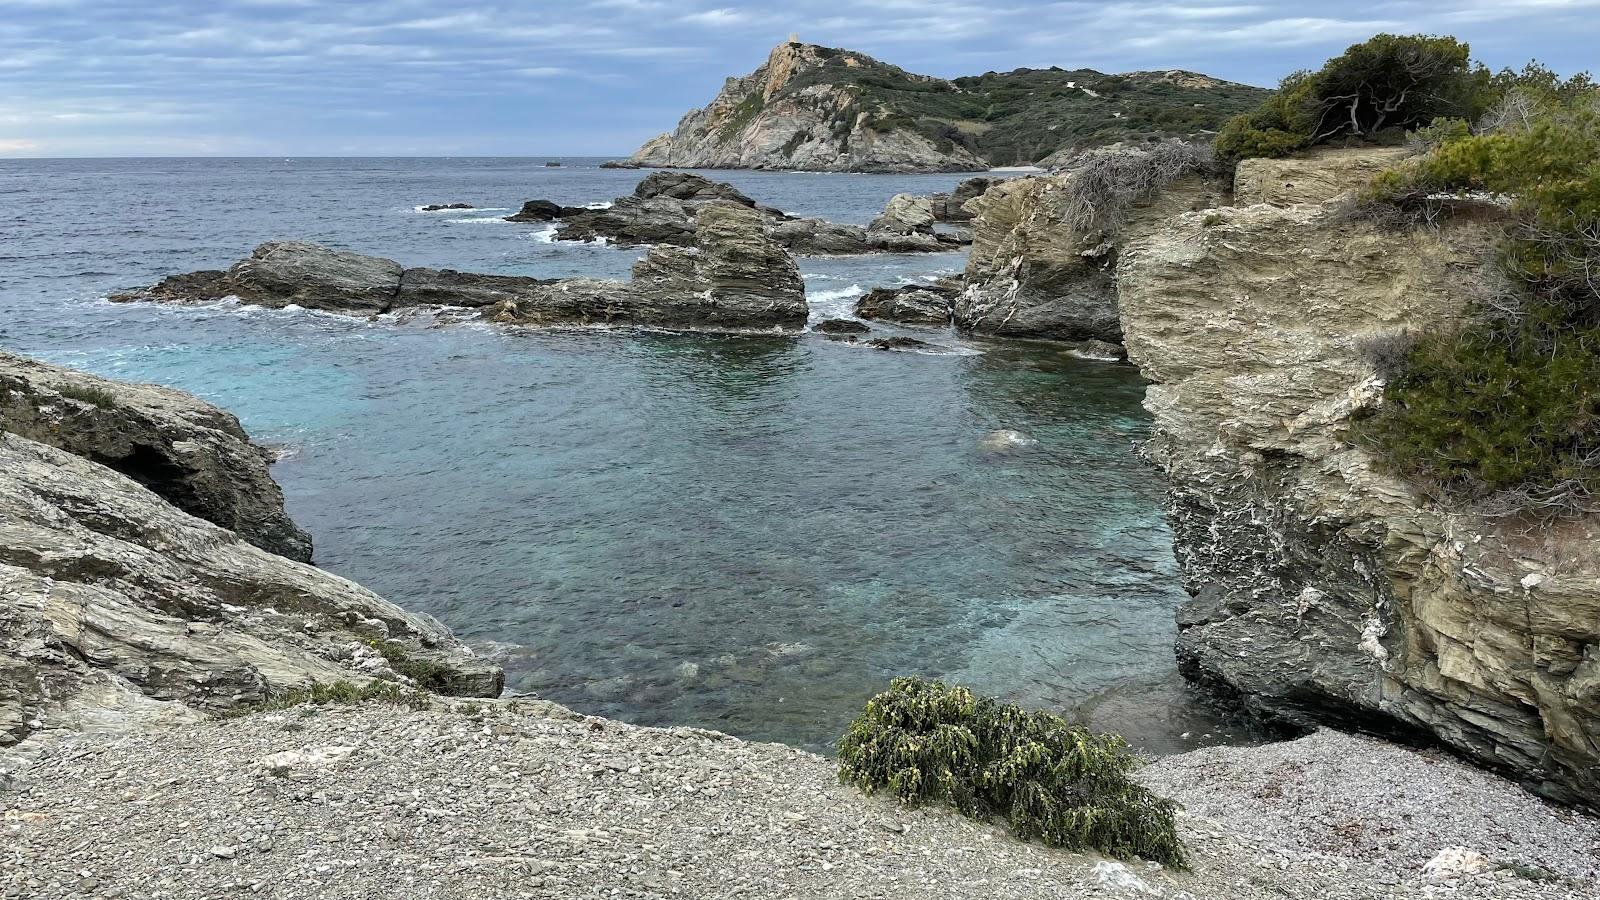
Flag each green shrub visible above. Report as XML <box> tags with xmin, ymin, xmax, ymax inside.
<box><xmin>222</xmin><ymin>679</ymin><xmax>430</xmax><ymax>717</ymax></box>
<box><xmin>838</xmin><ymin>677</ymin><xmax>1185</xmax><ymax>867</ymax></box>
<box><xmin>56</xmin><ymin>383</ymin><xmax>119</xmax><ymax>408</ymax></box>
<box><xmin>1216</xmin><ymin>34</ymin><xmax>1482</xmax><ymax>163</ymax></box>
<box><xmin>1356</xmin><ymin>77</ymin><xmax>1600</xmax><ymax>509</ymax></box>
<box><xmin>370</xmin><ymin>640</ymin><xmax>458</xmax><ymax>692</ymax></box>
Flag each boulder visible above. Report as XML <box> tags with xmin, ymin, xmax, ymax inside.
<box><xmin>770</xmin><ymin>219</ymin><xmax>872</xmax><ymax>255</ymax></box>
<box><xmin>870</xmin><ymin>193</ymin><xmax>937</xmax><ymax>235</ymax></box>
<box><xmin>227</xmin><ymin>241</ymin><xmax>403</xmax><ymax>313</ymax></box>
<box><xmin>1068</xmin><ymin>339</ymin><xmax>1126</xmax><ymax>362</ymax></box>
<box><xmin>0</xmin><ymin>430</ymin><xmax>501</xmax><ymax>748</ymax></box>
<box><xmin>854</xmin><ymin>281</ymin><xmax>957</xmax><ymax>326</ymax></box>
<box><xmin>0</xmin><ymin>351</ymin><xmax>312</xmax><ymax>562</ymax></box>
<box><xmin>600</xmin><ymin>160</ymin><xmax>641</xmax><ymax>169</ymax></box>
<box><xmin>505</xmin><ymin>200</ymin><xmax>580</xmax><ymax>222</ymax></box>
<box><xmin>1118</xmin><ymin>197</ymin><xmax>1600</xmax><ymax>810</ymax></box>
<box><xmin>633</xmin><ymin>171</ymin><xmax>756</xmax><ymax>207</ymax></box>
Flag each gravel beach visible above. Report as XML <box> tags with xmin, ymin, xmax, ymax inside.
<box><xmin>4</xmin><ymin>698</ymin><xmax>1596</xmax><ymax>899</ymax></box>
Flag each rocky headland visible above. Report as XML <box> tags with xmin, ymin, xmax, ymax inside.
<box><xmin>113</xmin><ymin>202</ymin><xmax>809</xmax><ymax>333</ymax></box>
<box><xmin>629</xmin><ymin>41</ymin><xmax>1269</xmax><ymax>172</ymax></box>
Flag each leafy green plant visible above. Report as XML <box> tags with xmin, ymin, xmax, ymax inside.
<box><xmin>1216</xmin><ymin>34</ymin><xmax>1482</xmax><ymax>164</ymax></box>
<box><xmin>1354</xmin><ymin>75</ymin><xmax>1600</xmax><ymax>511</ymax></box>
<box><xmin>838</xmin><ymin>677</ymin><xmax>1186</xmax><ymax>867</ymax></box>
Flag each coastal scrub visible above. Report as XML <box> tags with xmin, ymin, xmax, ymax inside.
<box><xmin>837</xmin><ymin>677</ymin><xmax>1185</xmax><ymax>867</ymax></box>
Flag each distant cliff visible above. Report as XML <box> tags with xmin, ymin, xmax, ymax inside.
<box><xmin>630</xmin><ymin>42</ymin><xmax>1270</xmax><ymax>173</ymax></box>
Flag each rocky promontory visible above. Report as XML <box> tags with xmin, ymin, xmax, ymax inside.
<box><xmin>0</xmin><ymin>360</ymin><xmax>503</xmax><ymax>774</ymax></box>
<box><xmin>114</xmin><ymin>203</ymin><xmax>809</xmax><ymax>333</ymax></box>
<box><xmin>0</xmin><ymin>351</ymin><xmax>312</xmax><ymax>562</ymax></box>
<box><xmin>629</xmin><ymin>41</ymin><xmax>1268</xmax><ymax>172</ymax></box>
<box><xmin>1111</xmin><ymin>151</ymin><xmax>1600</xmax><ymax>810</ymax></box>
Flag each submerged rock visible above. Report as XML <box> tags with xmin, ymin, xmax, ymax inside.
<box><xmin>977</xmin><ymin>428</ymin><xmax>1038</xmax><ymax>453</ymax></box>
<box><xmin>854</xmin><ymin>281</ymin><xmax>958</xmax><ymax>326</ymax></box>
<box><xmin>1067</xmin><ymin>339</ymin><xmax>1126</xmax><ymax>362</ymax></box>
<box><xmin>0</xmin><ymin>351</ymin><xmax>313</xmax><ymax>562</ymax></box>
<box><xmin>866</xmin><ymin>336</ymin><xmax>939</xmax><ymax>353</ymax></box>
<box><xmin>813</xmin><ymin>318</ymin><xmax>870</xmax><ymax>334</ymax></box>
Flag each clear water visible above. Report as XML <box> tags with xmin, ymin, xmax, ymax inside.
<box><xmin>0</xmin><ymin>157</ymin><xmax>1245</xmax><ymax>753</ymax></box>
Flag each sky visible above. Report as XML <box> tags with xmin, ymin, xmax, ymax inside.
<box><xmin>2</xmin><ymin>0</ymin><xmax>1596</xmax><ymax>157</ymax></box>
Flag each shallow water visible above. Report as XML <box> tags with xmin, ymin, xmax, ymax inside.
<box><xmin>0</xmin><ymin>157</ymin><xmax>1247</xmax><ymax>753</ymax></box>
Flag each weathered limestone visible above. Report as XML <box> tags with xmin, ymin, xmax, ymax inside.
<box><xmin>1117</xmin><ymin>196</ymin><xmax>1600</xmax><ymax>809</ymax></box>
<box><xmin>957</xmin><ymin>171</ymin><xmax>1226</xmax><ymax>341</ymax></box>
<box><xmin>0</xmin><ymin>351</ymin><xmax>312</xmax><ymax>562</ymax></box>
<box><xmin>854</xmin><ymin>281</ymin><xmax>959</xmax><ymax>326</ymax></box>
<box><xmin>1233</xmin><ymin>146</ymin><xmax>1414</xmax><ymax>206</ymax></box>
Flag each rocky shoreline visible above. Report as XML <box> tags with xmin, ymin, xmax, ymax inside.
<box><xmin>6</xmin><ymin>698</ymin><xmax>1594</xmax><ymax>899</ymax></box>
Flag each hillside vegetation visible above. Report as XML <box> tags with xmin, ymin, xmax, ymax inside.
<box><xmin>778</xmin><ymin>50</ymin><xmax>1269</xmax><ymax>165</ymax></box>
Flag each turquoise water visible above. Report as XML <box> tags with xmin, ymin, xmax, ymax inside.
<box><xmin>1</xmin><ymin>157</ymin><xmax>1244</xmax><ymax>752</ymax></box>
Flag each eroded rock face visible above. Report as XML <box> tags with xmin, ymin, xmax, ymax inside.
<box><xmin>957</xmin><ymin>172</ymin><xmax>1225</xmax><ymax>341</ymax></box>
<box><xmin>1118</xmin><ymin>200</ymin><xmax>1600</xmax><ymax>809</ymax></box>
<box><xmin>1233</xmin><ymin>147</ymin><xmax>1413</xmax><ymax>207</ymax></box>
<box><xmin>630</xmin><ymin>42</ymin><xmax>986</xmax><ymax>173</ymax></box>
<box><xmin>0</xmin><ymin>352</ymin><xmax>312</xmax><ymax>562</ymax></box>
<box><xmin>0</xmin><ymin>431</ymin><xmax>502</xmax><ymax>748</ymax></box>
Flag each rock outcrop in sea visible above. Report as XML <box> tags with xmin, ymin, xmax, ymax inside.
<box><xmin>114</xmin><ymin>203</ymin><xmax>809</xmax><ymax>333</ymax></box>
<box><xmin>1106</xmin><ymin>149</ymin><xmax>1600</xmax><ymax>810</ymax></box>
<box><xmin>513</xmin><ymin>172</ymin><xmax>968</xmax><ymax>255</ymax></box>
<box><xmin>0</xmin><ymin>360</ymin><xmax>503</xmax><ymax>758</ymax></box>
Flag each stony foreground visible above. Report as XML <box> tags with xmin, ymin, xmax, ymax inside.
<box><xmin>4</xmin><ymin>700</ymin><xmax>1595</xmax><ymax>899</ymax></box>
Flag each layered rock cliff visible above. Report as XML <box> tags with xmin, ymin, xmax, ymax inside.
<box><xmin>0</xmin><ymin>351</ymin><xmax>312</xmax><ymax>561</ymax></box>
<box><xmin>1113</xmin><ymin>156</ymin><xmax>1600</xmax><ymax>808</ymax></box>
<box><xmin>0</xmin><ymin>359</ymin><xmax>503</xmax><ymax>773</ymax></box>
<box><xmin>631</xmin><ymin>42</ymin><xmax>1268</xmax><ymax>172</ymax></box>
<box><xmin>957</xmin><ymin>154</ymin><xmax>1225</xmax><ymax>342</ymax></box>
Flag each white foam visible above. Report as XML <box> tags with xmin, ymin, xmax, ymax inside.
<box><xmin>583</xmin><ymin>200</ymin><xmax>614</xmax><ymax>210</ymax></box>
<box><xmin>413</xmin><ymin>205</ymin><xmax>508</xmax><ymax>213</ymax></box>
<box><xmin>529</xmin><ymin>225</ymin><xmax>610</xmax><ymax>247</ymax></box>
<box><xmin>807</xmin><ymin>284</ymin><xmax>865</xmax><ymax>303</ymax></box>
<box><xmin>446</xmin><ymin>216</ymin><xmax>509</xmax><ymax>224</ymax></box>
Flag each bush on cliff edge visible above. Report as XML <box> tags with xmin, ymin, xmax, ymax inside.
<box><xmin>837</xmin><ymin>677</ymin><xmax>1186</xmax><ymax>867</ymax></box>
<box><xmin>1355</xmin><ymin>78</ymin><xmax>1600</xmax><ymax>510</ymax></box>
<box><xmin>1215</xmin><ymin>34</ymin><xmax>1481</xmax><ymax>164</ymax></box>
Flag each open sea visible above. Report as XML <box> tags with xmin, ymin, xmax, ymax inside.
<box><xmin>0</xmin><ymin>156</ymin><xmax>1250</xmax><ymax>753</ymax></box>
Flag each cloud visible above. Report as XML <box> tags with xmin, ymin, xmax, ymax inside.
<box><xmin>0</xmin><ymin>0</ymin><xmax>1594</xmax><ymax>156</ymax></box>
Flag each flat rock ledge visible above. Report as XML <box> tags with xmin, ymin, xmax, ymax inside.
<box><xmin>0</xmin><ymin>351</ymin><xmax>312</xmax><ymax>562</ymax></box>
<box><xmin>112</xmin><ymin>204</ymin><xmax>808</xmax><ymax>333</ymax></box>
<box><xmin>4</xmin><ymin>701</ymin><xmax>1594</xmax><ymax>900</ymax></box>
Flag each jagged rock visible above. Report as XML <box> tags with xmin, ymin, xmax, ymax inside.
<box><xmin>115</xmin><ymin>205</ymin><xmax>807</xmax><ymax>333</ymax></box>
<box><xmin>493</xmin><ymin>203</ymin><xmax>808</xmax><ymax>331</ymax></box>
<box><xmin>1234</xmin><ymin>147</ymin><xmax>1413</xmax><ymax>206</ymax></box>
<box><xmin>505</xmin><ymin>200</ymin><xmax>580</xmax><ymax>222</ymax></box>
<box><xmin>556</xmin><ymin>197</ymin><xmax>701</xmax><ymax>246</ymax></box>
<box><xmin>420</xmin><ymin>203</ymin><xmax>473</xmax><ymax>212</ymax></box>
<box><xmin>958</xmin><ymin>165</ymin><xmax>1224</xmax><ymax>341</ymax></box>
<box><xmin>927</xmin><ymin>177</ymin><xmax>997</xmax><ymax>221</ymax></box>
<box><xmin>600</xmin><ymin>159</ymin><xmax>641</xmax><ymax>169</ymax></box>
<box><xmin>1118</xmin><ymin>197</ymin><xmax>1599</xmax><ymax>810</ymax></box>
<box><xmin>633</xmin><ymin>171</ymin><xmax>757</xmax><ymax>206</ymax></box>
<box><xmin>813</xmin><ymin>318</ymin><xmax>869</xmax><ymax>334</ymax></box>
<box><xmin>0</xmin><ymin>430</ymin><xmax>502</xmax><ymax>747</ymax></box>
<box><xmin>0</xmin><ymin>351</ymin><xmax>312</xmax><ymax>562</ymax></box>
<box><xmin>770</xmin><ymin>219</ymin><xmax>871</xmax><ymax>254</ymax></box>
<box><xmin>631</xmin><ymin>42</ymin><xmax>988</xmax><ymax>173</ymax></box>
<box><xmin>854</xmin><ymin>281</ymin><xmax>957</xmax><ymax>326</ymax></box>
